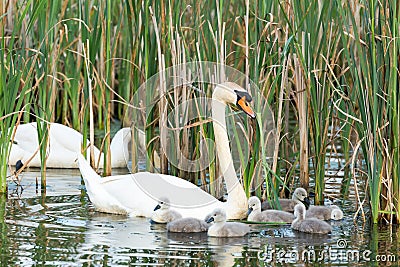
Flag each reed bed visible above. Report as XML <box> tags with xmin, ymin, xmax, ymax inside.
<box><xmin>0</xmin><ymin>0</ymin><xmax>398</xmax><ymax>224</ymax></box>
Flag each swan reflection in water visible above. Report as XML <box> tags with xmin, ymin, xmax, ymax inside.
<box><xmin>83</xmin><ymin>213</ymin><xmax>251</xmax><ymax>267</ymax></box>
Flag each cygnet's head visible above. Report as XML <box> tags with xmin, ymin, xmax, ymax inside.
<box><xmin>153</xmin><ymin>197</ymin><xmax>171</xmax><ymax>211</ymax></box>
<box><xmin>247</xmin><ymin>196</ymin><xmax>262</xmax><ymax>215</ymax></box>
<box><xmin>293</xmin><ymin>188</ymin><xmax>310</xmax><ymax>208</ymax></box>
<box><xmin>293</xmin><ymin>204</ymin><xmax>306</xmax><ymax>220</ymax></box>
<box><xmin>331</xmin><ymin>208</ymin><xmax>344</xmax><ymax>220</ymax></box>
<box><xmin>206</xmin><ymin>208</ymin><xmax>227</xmax><ymax>223</ymax></box>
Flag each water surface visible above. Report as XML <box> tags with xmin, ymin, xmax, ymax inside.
<box><xmin>1</xmin><ymin>169</ymin><xmax>399</xmax><ymax>266</ymax></box>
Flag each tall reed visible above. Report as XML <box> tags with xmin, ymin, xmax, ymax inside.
<box><xmin>33</xmin><ymin>0</ymin><xmax>66</xmax><ymax>188</ymax></box>
<box><xmin>337</xmin><ymin>0</ymin><xmax>399</xmax><ymax>223</ymax></box>
<box><xmin>0</xmin><ymin>1</ymin><xmax>38</xmax><ymax>193</ymax></box>
<box><xmin>2</xmin><ymin>0</ymin><xmax>399</xmax><ymax>225</ymax></box>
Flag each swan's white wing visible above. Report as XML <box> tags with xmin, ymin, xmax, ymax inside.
<box><xmin>78</xmin><ymin>148</ymin><xmax>223</xmax><ymax>219</ymax></box>
<box><xmin>97</xmin><ymin>172</ymin><xmax>219</xmax><ymax>218</ymax></box>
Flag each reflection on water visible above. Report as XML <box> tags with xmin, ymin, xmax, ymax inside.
<box><xmin>0</xmin><ymin>169</ymin><xmax>399</xmax><ymax>266</ymax></box>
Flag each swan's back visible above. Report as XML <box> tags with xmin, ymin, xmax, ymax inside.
<box><xmin>167</xmin><ymin>217</ymin><xmax>209</xmax><ymax>232</ymax></box>
<box><xmin>78</xmin><ymin>154</ymin><xmax>221</xmax><ymax>218</ymax></box>
<box><xmin>108</xmin><ymin>172</ymin><xmax>219</xmax><ymax>217</ymax></box>
<box><xmin>10</xmin><ymin>123</ymin><xmax>131</xmax><ymax>168</ymax></box>
<box><xmin>11</xmin><ymin>123</ymin><xmax>100</xmax><ymax>168</ymax></box>
<box><xmin>49</xmin><ymin>123</ymin><xmax>85</xmax><ymax>151</ymax></box>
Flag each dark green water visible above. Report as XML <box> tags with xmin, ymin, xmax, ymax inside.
<box><xmin>0</xmin><ymin>169</ymin><xmax>399</xmax><ymax>266</ymax></box>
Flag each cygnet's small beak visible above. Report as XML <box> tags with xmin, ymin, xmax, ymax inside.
<box><xmin>206</xmin><ymin>216</ymin><xmax>215</xmax><ymax>223</ymax></box>
<box><xmin>302</xmin><ymin>197</ymin><xmax>311</xmax><ymax>209</ymax></box>
<box><xmin>247</xmin><ymin>207</ymin><xmax>253</xmax><ymax>215</ymax></box>
<box><xmin>153</xmin><ymin>204</ymin><xmax>161</xmax><ymax>211</ymax></box>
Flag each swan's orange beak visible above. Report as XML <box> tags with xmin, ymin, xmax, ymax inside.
<box><xmin>237</xmin><ymin>96</ymin><xmax>256</xmax><ymax>118</ymax></box>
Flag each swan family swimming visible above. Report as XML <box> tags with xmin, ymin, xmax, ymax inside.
<box><xmin>77</xmin><ymin>82</ymin><xmax>254</xmax><ymax>219</ymax></box>
<box><xmin>8</xmin><ymin>82</ymin><xmax>345</xmax><ymax>237</ymax></box>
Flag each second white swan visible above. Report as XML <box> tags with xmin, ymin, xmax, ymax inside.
<box><xmin>8</xmin><ymin>122</ymin><xmax>131</xmax><ymax>168</ymax></box>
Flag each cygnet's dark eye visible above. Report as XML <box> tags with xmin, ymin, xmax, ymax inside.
<box><xmin>160</xmin><ymin>202</ymin><xmax>164</xmax><ymax>205</ymax></box>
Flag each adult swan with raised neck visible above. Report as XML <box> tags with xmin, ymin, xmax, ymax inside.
<box><xmin>77</xmin><ymin>82</ymin><xmax>255</xmax><ymax>219</ymax></box>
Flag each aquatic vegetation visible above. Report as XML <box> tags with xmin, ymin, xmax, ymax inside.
<box><xmin>336</xmin><ymin>0</ymin><xmax>400</xmax><ymax>224</ymax></box>
<box><xmin>0</xmin><ymin>0</ymin><xmax>399</xmax><ymax>224</ymax></box>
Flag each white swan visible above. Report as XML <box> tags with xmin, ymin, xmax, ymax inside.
<box><xmin>8</xmin><ymin>122</ymin><xmax>131</xmax><ymax>168</ymax></box>
<box><xmin>77</xmin><ymin>82</ymin><xmax>255</xmax><ymax>219</ymax></box>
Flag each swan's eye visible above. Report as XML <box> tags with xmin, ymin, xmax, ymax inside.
<box><xmin>160</xmin><ymin>202</ymin><xmax>164</xmax><ymax>204</ymax></box>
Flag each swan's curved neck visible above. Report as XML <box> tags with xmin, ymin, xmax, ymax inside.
<box><xmin>212</xmin><ymin>100</ymin><xmax>237</xmax><ymax>190</ymax></box>
<box><xmin>211</xmin><ymin>94</ymin><xmax>247</xmax><ymax>208</ymax></box>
